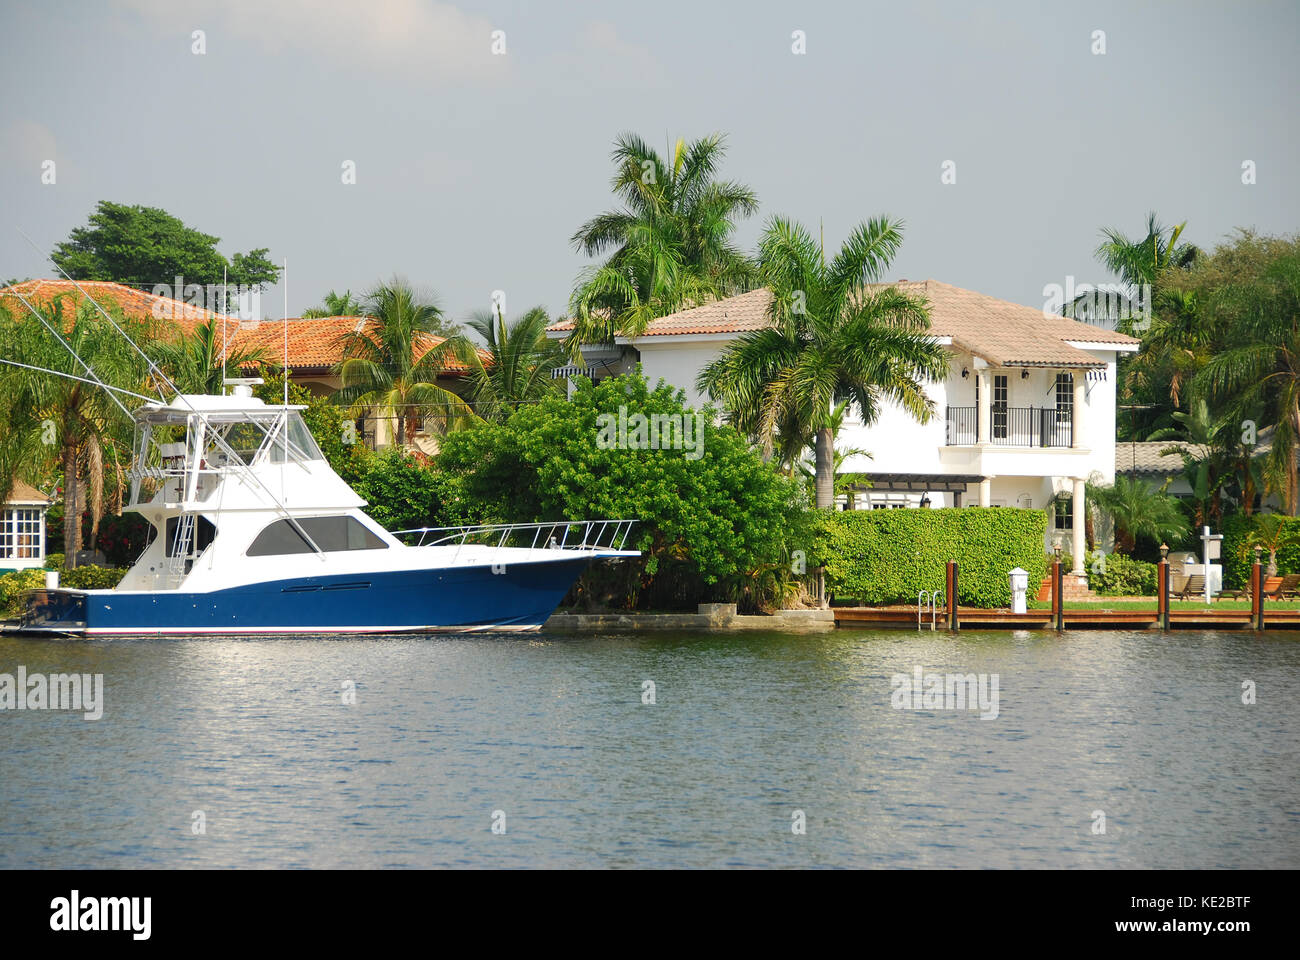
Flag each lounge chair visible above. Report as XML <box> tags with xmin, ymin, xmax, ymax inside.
<box><xmin>1175</xmin><ymin>575</ymin><xmax>1206</xmax><ymax>601</ymax></box>
<box><xmin>1278</xmin><ymin>574</ymin><xmax>1300</xmax><ymax>600</ymax></box>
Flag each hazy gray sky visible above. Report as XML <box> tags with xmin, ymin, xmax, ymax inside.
<box><xmin>2</xmin><ymin>0</ymin><xmax>1297</xmax><ymax>325</ymax></box>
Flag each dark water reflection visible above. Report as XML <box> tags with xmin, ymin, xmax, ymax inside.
<box><xmin>2</xmin><ymin>629</ymin><xmax>1297</xmax><ymax>868</ymax></box>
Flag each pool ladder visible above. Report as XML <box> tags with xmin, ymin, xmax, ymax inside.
<box><xmin>918</xmin><ymin>590</ymin><xmax>944</xmax><ymax>631</ymax></box>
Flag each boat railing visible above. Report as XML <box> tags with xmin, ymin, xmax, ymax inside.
<box><xmin>391</xmin><ymin>519</ymin><xmax>638</xmax><ymax>556</ymax></box>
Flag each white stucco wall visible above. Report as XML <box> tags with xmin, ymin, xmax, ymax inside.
<box><xmin>631</xmin><ymin>338</ymin><xmax>733</xmax><ymax>410</ymax></box>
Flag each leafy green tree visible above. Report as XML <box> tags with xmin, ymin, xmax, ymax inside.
<box><xmin>698</xmin><ymin>216</ymin><xmax>947</xmax><ymax>509</ymax></box>
<box><xmin>337</xmin><ymin>447</ymin><xmax>452</xmax><ymax>532</ymax></box>
<box><xmin>333</xmin><ymin>278</ymin><xmax>478</xmax><ymax>445</ymax></box>
<box><xmin>449</xmin><ymin>305</ymin><xmax>562</xmax><ymax>421</ymax></box>
<box><xmin>567</xmin><ymin>132</ymin><xmax>757</xmax><ymax>347</ymax></box>
<box><xmin>434</xmin><ymin>372</ymin><xmax>806</xmax><ymax>611</ymax></box>
<box><xmin>0</xmin><ymin>296</ymin><xmax>149</xmax><ymax>563</ymax></box>
<box><xmin>150</xmin><ymin>318</ymin><xmax>270</xmax><ymax>395</ymax></box>
<box><xmin>1087</xmin><ymin>475</ymin><xmax>1191</xmax><ymax>554</ymax></box>
<box><xmin>51</xmin><ymin>201</ymin><xmax>282</xmax><ymax>289</ymax></box>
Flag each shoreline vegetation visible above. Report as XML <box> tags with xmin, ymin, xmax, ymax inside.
<box><xmin>1</xmin><ymin>137</ymin><xmax>1298</xmax><ymax>616</ymax></box>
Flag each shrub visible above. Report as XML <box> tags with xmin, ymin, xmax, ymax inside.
<box><xmin>435</xmin><ymin>372</ymin><xmax>807</xmax><ymax>611</ymax></box>
<box><xmin>0</xmin><ymin>568</ymin><xmax>45</xmax><ymax>618</ymax></box>
<box><xmin>816</xmin><ymin>507</ymin><xmax>1048</xmax><ymax>608</ymax></box>
<box><xmin>58</xmin><ymin>565</ymin><xmax>127</xmax><ymax>590</ymax></box>
<box><xmin>337</xmin><ymin>447</ymin><xmax>455</xmax><ymax>533</ymax></box>
<box><xmin>1088</xmin><ymin>551</ymin><xmax>1157</xmax><ymax>596</ymax></box>
<box><xmin>43</xmin><ymin>553</ymin><xmax>64</xmax><ymax>570</ymax></box>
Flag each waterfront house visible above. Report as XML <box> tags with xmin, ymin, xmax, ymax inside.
<box><xmin>0</xmin><ymin>480</ymin><xmax>51</xmax><ymax>573</ymax></box>
<box><xmin>547</xmin><ymin>280</ymin><xmax>1140</xmax><ymax>580</ymax></box>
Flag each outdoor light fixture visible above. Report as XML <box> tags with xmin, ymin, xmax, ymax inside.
<box><xmin>961</xmin><ymin>367</ymin><xmax>969</xmax><ymax>378</ymax></box>
<box><xmin>919</xmin><ymin>494</ymin><xmax>931</xmax><ymax>508</ymax></box>
<box><xmin>1160</xmin><ymin>543</ymin><xmax>1169</xmax><ymax>560</ymax></box>
<box><xmin>1021</xmin><ymin>369</ymin><xmax>1029</xmax><ymax>379</ymax></box>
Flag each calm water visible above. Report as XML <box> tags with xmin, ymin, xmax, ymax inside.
<box><xmin>2</xmin><ymin>628</ymin><xmax>1298</xmax><ymax>869</ymax></box>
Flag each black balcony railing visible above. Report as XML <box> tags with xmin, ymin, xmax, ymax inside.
<box><xmin>946</xmin><ymin>406</ymin><xmax>977</xmax><ymax>445</ymax></box>
<box><xmin>945</xmin><ymin>405</ymin><xmax>1072</xmax><ymax>447</ymax></box>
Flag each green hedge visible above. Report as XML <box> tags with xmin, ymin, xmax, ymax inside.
<box><xmin>1088</xmin><ymin>551</ymin><xmax>1157</xmax><ymax>596</ymax></box>
<box><xmin>819</xmin><ymin>507</ymin><xmax>1048</xmax><ymax>608</ymax></box>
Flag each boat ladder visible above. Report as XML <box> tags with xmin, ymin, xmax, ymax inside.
<box><xmin>918</xmin><ymin>590</ymin><xmax>944</xmax><ymax>631</ymax></box>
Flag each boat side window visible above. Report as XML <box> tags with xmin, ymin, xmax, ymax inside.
<box><xmin>247</xmin><ymin>516</ymin><xmax>388</xmax><ymax>556</ymax></box>
<box><xmin>164</xmin><ymin>515</ymin><xmax>217</xmax><ymax>556</ymax></box>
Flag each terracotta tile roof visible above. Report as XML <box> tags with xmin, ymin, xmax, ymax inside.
<box><xmin>0</xmin><ymin>280</ymin><xmax>485</xmax><ymax>376</ymax></box>
<box><xmin>231</xmin><ymin>316</ymin><xmax>483</xmax><ymax>374</ymax></box>
<box><xmin>550</xmin><ymin>280</ymin><xmax>1141</xmax><ymax>369</ymax></box>
<box><xmin>4</xmin><ymin>479</ymin><xmax>52</xmax><ymax>504</ymax></box>
<box><xmin>0</xmin><ymin>278</ymin><xmax>239</xmax><ymax>337</ymax></box>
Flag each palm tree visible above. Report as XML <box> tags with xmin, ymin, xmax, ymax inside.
<box><xmin>698</xmin><ymin>216</ymin><xmax>948</xmax><ymax>509</ymax></box>
<box><xmin>1160</xmin><ymin>397</ymin><xmax>1231</xmax><ymax>528</ymax></box>
<box><xmin>449</xmin><ymin>305</ymin><xmax>562</xmax><ymax>421</ymax></box>
<box><xmin>333</xmin><ymin>279</ymin><xmax>479</xmax><ymax>446</ymax></box>
<box><xmin>1193</xmin><ymin>249</ymin><xmax>1300</xmax><ymax>513</ymax></box>
<box><xmin>149</xmin><ymin>318</ymin><xmax>269</xmax><ymax>395</ymax></box>
<box><xmin>1079</xmin><ymin>214</ymin><xmax>1202</xmax><ymax>442</ymax></box>
<box><xmin>1239</xmin><ymin>513</ymin><xmax>1299</xmax><ymax>577</ymax></box>
<box><xmin>1078</xmin><ymin>213</ymin><xmax>1199</xmax><ymax>330</ymax></box>
<box><xmin>567</xmin><ymin>132</ymin><xmax>758</xmax><ymax>348</ymax></box>
<box><xmin>1087</xmin><ymin>475</ymin><xmax>1190</xmax><ymax>554</ymax></box>
<box><xmin>0</xmin><ymin>296</ymin><xmax>147</xmax><ymax>563</ymax></box>
<box><xmin>302</xmin><ymin>289</ymin><xmax>366</xmax><ymax>318</ymax></box>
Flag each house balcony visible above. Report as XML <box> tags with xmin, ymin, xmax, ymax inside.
<box><xmin>945</xmin><ymin>406</ymin><xmax>1072</xmax><ymax>448</ymax></box>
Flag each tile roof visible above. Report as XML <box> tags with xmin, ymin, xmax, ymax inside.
<box><xmin>545</xmin><ymin>288</ymin><xmax>774</xmax><ymax>337</ymax></box>
<box><xmin>0</xmin><ymin>280</ymin><xmax>484</xmax><ymax>376</ymax></box>
<box><xmin>1114</xmin><ymin>441</ymin><xmax>1205</xmax><ymax>475</ymax></box>
<box><xmin>0</xmin><ymin>278</ymin><xmax>238</xmax><ymax>336</ymax></box>
<box><xmin>232</xmin><ymin>316</ymin><xmax>481</xmax><ymax>374</ymax></box>
<box><xmin>1115</xmin><ymin>426</ymin><xmax>1291</xmax><ymax>475</ymax></box>
<box><xmin>4</xmin><ymin>479</ymin><xmax>52</xmax><ymax>504</ymax></box>
<box><xmin>546</xmin><ymin>280</ymin><xmax>1140</xmax><ymax>368</ymax></box>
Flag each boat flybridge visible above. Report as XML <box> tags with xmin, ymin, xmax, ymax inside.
<box><xmin>19</xmin><ymin>384</ymin><xmax>638</xmax><ymax>636</ymax></box>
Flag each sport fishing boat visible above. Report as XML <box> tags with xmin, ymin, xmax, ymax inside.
<box><xmin>14</xmin><ymin>384</ymin><xmax>637</xmax><ymax>637</ymax></box>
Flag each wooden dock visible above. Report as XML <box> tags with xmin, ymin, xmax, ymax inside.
<box><xmin>832</xmin><ymin>606</ymin><xmax>1300</xmax><ymax>631</ymax></box>
<box><xmin>832</xmin><ymin>558</ymin><xmax>1300</xmax><ymax>632</ymax></box>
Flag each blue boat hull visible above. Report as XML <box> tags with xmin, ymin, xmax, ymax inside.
<box><xmin>24</xmin><ymin>558</ymin><xmax>594</xmax><ymax>635</ymax></box>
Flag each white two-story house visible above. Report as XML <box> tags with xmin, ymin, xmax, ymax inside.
<box><xmin>547</xmin><ymin>279</ymin><xmax>1139</xmax><ymax>581</ymax></box>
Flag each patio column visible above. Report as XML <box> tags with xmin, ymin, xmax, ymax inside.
<box><xmin>979</xmin><ymin>478</ymin><xmax>991</xmax><ymax>508</ymax></box>
<box><xmin>1072</xmin><ymin>371</ymin><xmax>1086</xmax><ymax>448</ymax></box>
<box><xmin>1071</xmin><ymin>476</ymin><xmax>1086</xmax><ymax>575</ymax></box>
<box><xmin>976</xmin><ymin>368</ymin><xmax>991</xmax><ymax>444</ymax></box>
